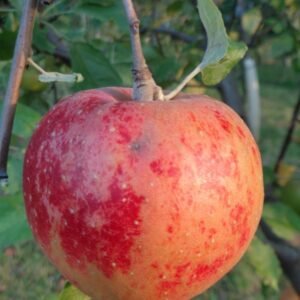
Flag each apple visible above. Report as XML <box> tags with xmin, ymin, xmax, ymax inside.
<box><xmin>23</xmin><ymin>87</ymin><xmax>264</xmax><ymax>300</ymax></box>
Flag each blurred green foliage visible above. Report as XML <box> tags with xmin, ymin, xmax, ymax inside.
<box><xmin>0</xmin><ymin>0</ymin><xmax>300</xmax><ymax>299</ymax></box>
<box><xmin>58</xmin><ymin>282</ymin><xmax>91</xmax><ymax>300</ymax></box>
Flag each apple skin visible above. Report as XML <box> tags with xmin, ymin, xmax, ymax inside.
<box><xmin>23</xmin><ymin>87</ymin><xmax>264</xmax><ymax>300</ymax></box>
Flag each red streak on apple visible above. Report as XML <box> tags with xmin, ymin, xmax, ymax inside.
<box><xmin>23</xmin><ymin>87</ymin><xmax>264</xmax><ymax>300</ymax></box>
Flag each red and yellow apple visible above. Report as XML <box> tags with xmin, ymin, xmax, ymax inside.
<box><xmin>23</xmin><ymin>87</ymin><xmax>264</xmax><ymax>300</ymax></box>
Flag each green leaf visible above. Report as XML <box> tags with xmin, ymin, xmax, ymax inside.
<box><xmin>0</xmin><ymin>194</ymin><xmax>32</xmax><ymax>250</ymax></box>
<box><xmin>0</xmin><ymin>30</ymin><xmax>17</xmax><ymax>61</ymax></box>
<box><xmin>152</xmin><ymin>57</ymin><xmax>181</xmax><ymax>86</ymax></box>
<box><xmin>242</xmin><ymin>8</ymin><xmax>262</xmax><ymax>37</ymax></box>
<box><xmin>7</xmin><ymin>0</ymin><xmax>23</xmax><ymax>11</ymax></box>
<box><xmin>246</xmin><ymin>236</ymin><xmax>282</xmax><ymax>290</ymax></box>
<box><xmin>33</xmin><ymin>25</ymin><xmax>56</xmax><ymax>54</ymax></box>
<box><xmin>70</xmin><ymin>43</ymin><xmax>122</xmax><ymax>90</ymax></box>
<box><xmin>197</xmin><ymin>0</ymin><xmax>228</xmax><ymax>68</ymax></box>
<box><xmin>5</xmin><ymin>153</ymin><xmax>24</xmax><ymax>194</ymax></box>
<box><xmin>0</xmin><ymin>102</ymin><xmax>41</xmax><ymax>139</ymax></box>
<box><xmin>197</xmin><ymin>0</ymin><xmax>247</xmax><ymax>85</ymax></box>
<box><xmin>292</xmin><ymin>51</ymin><xmax>300</xmax><ymax>72</ymax></box>
<box><xmin>259</xmin><ymin>33</ymin><xmax>294</xmax><ymax>60</ymax></box>
<box><xmin>263</xmin><ymin>202</ymin><xmax>300</xmax><ymax>241</ymax></box>
<box><xmin>73</xmin><ymin>1</ymin><xmax>127</xmax><ymax>31</ymax></box>
<box><xmin>166</xmin><ymin>1</ymin><xmax>184</xmax><ymax>15</ymax></box>
<box><xmin>59</xmin><ymin>282</ymin><xmax>91</xmax><ymax>300</ymax></box>
<box><xmin>14</xmin><ymin>103</ymin><xmax>41</xmax><ymax>138</ymax></box>
<box><xmin>201</xmin><ymin>41</ymin><xmax>247</xmax><ymax>85</ymax></box>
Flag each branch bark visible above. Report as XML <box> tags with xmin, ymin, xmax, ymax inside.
<box><xmin>260</xmin><ymin>220</ymin><xmax>300</xmax><ymax>294</ymax></box>
<box><xmin>274</xmin><ymin>94</ymin><xmax>300</xmax><ymax>174</ymax></box>
<box><xmin>121</xmin><ymin>0</ymin><xmax>163</xmax><ymax>101</ymax></box>
<box><xmin>0</xmin><ymin>0</ymin><xmax>38</xmax><ymax>182</ymax></box>
<box><xmin>141</xmin><ymin>26</ymin><xmax>200</xmax><ymax>44</ymax></box>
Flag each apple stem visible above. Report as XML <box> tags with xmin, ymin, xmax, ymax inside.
<box><xmin>27</xmin><ymin>57</ymin><xmax>48</xmax><ymax>74</ymax></box>
<box><xmin>164</xmin><ymin>64</ymin><xmax>202</xmax><ymax>101</ymax></box>
<box><xmin>0</xmin><ymin>0</ymin><xmax>39</xmax><ymax>182</ymax></box>
<box><xmin>121</xmin><ymin>0</ymin><xmax>164</xmax><ymax>101</ymax></box>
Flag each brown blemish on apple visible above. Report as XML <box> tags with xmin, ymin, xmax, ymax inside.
<box><xmin>130</xmin><ymin>141</ymin><xmax>141</xmax><ymax>151</ymax></box>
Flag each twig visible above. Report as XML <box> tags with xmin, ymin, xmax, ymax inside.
<box><xmin>274</xmin><ymin>94</ymin><xmax>300</xmax><ymax>174</ymax></box>
<box><xmin>27</xmin><ymin>58</ymin><xmax>47</xmax><ymax>74</ymax></box>
<box><xmin>0</xmin><ymin>0</ymin><xmax>38</xmax><ymax>182</ymax></box>
<box><xmin>121</xmin><ymin>0</ymin><xmax>163</xmax><ymax>101</ymax></box>
<box><xmin>45</xmin><ymin>26</ymin><xmax>70</xmax><ymax>62</ymax></box>
<box><xmin>165</xmin><ymin>64</ymin><xmax>202</xmax><ymax>101</ymax></box>
<box><xmin>263</xmin><ymin>90</ymin><xmax>300</xmax><ymax>293</ymax></box>
<box><xmin>142</xmin><ymin>26</ymin><xmax>199</xmax><ymax>44</ymax></box>
<box><xmin>217</xmin><ymin>72</ymin><xmax>245</xmax><ymax>117</ymax></box>
<box><xmin>41</xmin><ymin>0</ymin><xmax>56</xmax><ymax>4</ymax></box>
<box><xmin>260</xmin><ymin>220</ymin><xmax>300</xmax><ymax>294</ymax></box>
<box><xmin>38</xmin><ymin>0</ymin><xmax>57</xmax><ymax>12</ymax></box>
<box><xmin>52</xmin><ymin>83</ymin><xmax>58</xmax><ymax>104</ymax></box>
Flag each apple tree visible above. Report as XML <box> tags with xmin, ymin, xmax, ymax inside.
<box><xmin>0</xmin><ymin>0</ymin><xmax>299</xmax><ymax>299</ymax></box>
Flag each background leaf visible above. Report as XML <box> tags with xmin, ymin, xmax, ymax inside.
<box><xmin>263</xmin><ymin>202</ymin><xmax>300</xmax><ymax>241</ymax></box>
<box><xmin>0</xmin><ymin>194</ymin><xmax>32</xmax><ymax>250</ymax></box>
<box><xmin>0</xmin><ymin>30</ymin><xmax>17</xmax><ymax>61</ymax></box>
<box><xmin>70</xmin><ymin>43</ymin><xmax>122</xmax><ymax>90</ymax></box>
<box><xmin>242</xmin><ymin>8</ymin><xmax>262</xmax><ymax>36</ymax></box>
<box><xmin>0</xmin><ymin>102</ymin><xmax>41</xmax><ymax>139</ymax></box>
<box><xmin>246</xmin><ymin>236</ymin><xmax>282</xmax><ymax>290</ymax></box>
<box><xmin>259</xmin><ymin>33</ymin><xmax>294</xmax><ymax>60</ymax></box>
<box><xmin>73</xmin><ymin>1</ymin><xmax>127</xmax><ymax>31</ymax></box>
<box><xmin>59</xmin><ymin>283</ymin><xmax>90</xmax><ymax>300</ymax></box>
